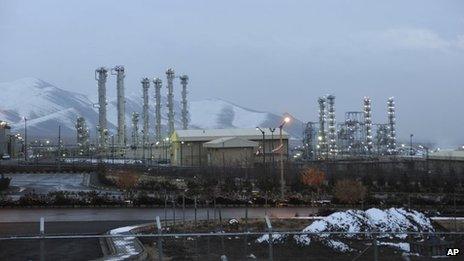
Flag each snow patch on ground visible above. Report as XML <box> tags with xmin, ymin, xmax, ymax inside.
<box><xmin>378</xmin><ymin>242</ymin><xmax>410</xmax><ymax>252</ymax></box>
<box><xmin>258</xmin><ymin>208</ymin><xmax>433</xmax><ymax>253</ymax></box>
<box><xmin>105</xmin><ymin>225</ymin><xmax>143</xmax><ymax>261</ymax></box>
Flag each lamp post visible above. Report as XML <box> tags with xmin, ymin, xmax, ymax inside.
<box><xmin>164</xmin><ymin>137</ymin><xmax>170</xmax><ymax>162</ymax></box>
<box><xmin>256</xmin><ymin>127</ymin><xmax>266</xmax><ymax>177</ymax></box>
<box><xmin>24</xmin><ymin>117</ymin><xmax>27</xmax><ymax>162</ymax></box>
<box><xmin>180</xmin><ymin>141</ymin><xmax>184</xmax><ymax>166</ymax></box>
<box><xmin>269</xmin><ymin>128</ymin><xmax>276</xmax><ymax>173</ymax></box>
<box><xmin>279</xmin><ymin>117</ymin><xmax>291</xmax><ymax>199</ymax></box>
<box><xmin>410</xmin><ymin>134</ymin><xmax>414</xmax><ymax>160</ymax></box>
<box><xmin>155</xmin><ymin>141</ymin><xmax>160</xmax><ymax>163</ymax></box>
<box><xmin>149</xmin><ymin>143</ymin><xmax>154</xmax><ymax>165</ymax></box>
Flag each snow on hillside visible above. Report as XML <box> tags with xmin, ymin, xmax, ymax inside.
<box><xmin>189</xmin><ymin>98</ymin><xmax>271</xmax><ymax>129</ymax></box>
<box><xmin>258</xmin><ymin>208</ymin><xmax>434</xmax><ymax>253</ymax></box>
<box><xmin>0</xmin><ymin>78</ymin><xmax>303</xmax><ymax>139</ymax></box>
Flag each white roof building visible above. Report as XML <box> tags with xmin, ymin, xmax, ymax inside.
<box><xmin>171</xmin><ymin>128</ymin><xmax>289</xmax><ymax>142</ymax></box>
<box><xmin>203</xmin><ymin>137</ymin><xmax>259</xmax><ymax>148</ymax></box>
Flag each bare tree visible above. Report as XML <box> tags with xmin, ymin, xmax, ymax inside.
<box><xmin>333</xmin><ymin>179</ymin><xmax>367</xmax><ymax>205</ymax></box>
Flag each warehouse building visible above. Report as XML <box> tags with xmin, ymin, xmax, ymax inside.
<box><xmin>170</xmin><ymin>128</ymin><xmax>289</xmax><ymax>167</ymax></box>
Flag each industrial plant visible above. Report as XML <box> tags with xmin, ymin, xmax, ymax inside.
<box><xmin>90</xmin><ymin>66</ymin><xmax>191</xmax><ymax>160</ymax></box>
<box><xmin>302</xmin><ymin>95</ymin><xmax>399</xmax><ymax>160</ymax></box>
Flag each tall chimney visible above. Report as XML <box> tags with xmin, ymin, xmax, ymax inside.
<box><xmin>387</xmin><ymin>97</ymin><xmax>397</xmax><ymax>155</ymax></box>
<box><xmin>363</xmin><ymin>97</ymin><xmax>373</xmax><ymax>155</ymax></box>
<box><xmin>179</xmin><ymin>75</ymin><xmax>189</xmax><ymax>130</ymax></box>
<box><xmin>326</xmin><ymin>95</ymin><xmax>337</xmax><ymax>157</ymax></box>
<box><xmin>153</xmin><ymin>78</ymin><xmax>162</xmax><ymax>141</ymax></box>
<box><xmin>131</xmin><ymin>112</ymin><xmax>139</xmax><ymax>149</ymax></box>
<box><xmin>141</xmin><ymin>78</ymin><xmax>150</xmax><ymax>150</ymax></box>
<box><xmin>95</xmin><ymin>67</ymin><xmax>108</xmax><ymax>151</ymax></box>
<box><xmin>166</xmin><ymin>68</ymin><xmax>175</xmax><ymax>136</ymax></box>
<box><xmin>317</xmin><ymin>97</ymin><xmax>327</xmax><ymax>159</ymax></box>
<box><xmin>112</xmin><ymin>65</ymin><xmax>126</xmax><ymax>148</ymax></box>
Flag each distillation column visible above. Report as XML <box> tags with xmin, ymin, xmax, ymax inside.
<box><xmin>387</xmin><ymin>97</ymin><xmax>397</xmax><ymax>154</ymax></box>
<box><xmin>317</xmin><ymin>97</ymin><xmax>327</xmax><ymax>159</ymax></box>
<box><xmin>76</xmin><ymin>116</ymin><xmax>89</xmax><ymax>155</ymax></box>
<box><xmin>141</xmin><ymin>78</ymin><xmax>150</xmax><ymax>153</ymax></box>
<box><xmin>166</xmin><ymin>68</ymin><xmax>175</xmax><ymax>136</ymax></box>
<box><xmin>327</xmin><ymin>95</ymin><xmax>337</xmax><ymax>157</ymax></box>
<box><xmin>95</xmin><ymin>67</ymin><xmax>108</xmax><ymax>151</ymax></box>
<box><xmin>153</xmin><ymin>78</ymin><xmax>162</xmax><ymax>141</ymax></box>
<box><xmin>179</xmin><ymin>75</ymin><xmax>189</xmax><ymax>130</ymax></box>
<box><xmin>112</xmin><ymin>65</ymin><xmax>126</xmax><ymax>148</ymax></box>
<box><xmin>363</xmin><ymin>97</ymin><xmax>373</xmax><ymax>155</ymax></box>
<box><xmin>131</xmin><ymin>112</ymin><xmax>139</xmax><ymax>149</ymax></box>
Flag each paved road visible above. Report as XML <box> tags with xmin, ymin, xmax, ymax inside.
<box><xmin>0</xmin><ymin>207</ymin><xmax>318</xmax><ymax>223</ymax></box>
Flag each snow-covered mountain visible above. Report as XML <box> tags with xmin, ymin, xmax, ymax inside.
<box><xmin>0</xmin><ymin>78</ymin><xmax>304</xmax><ymax>141</ymax></box>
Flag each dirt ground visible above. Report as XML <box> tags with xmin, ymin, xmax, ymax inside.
<box><xmin>140</xmin><ymin>219</ymin><xmax>463</xmax><ymax>261</ymax></box>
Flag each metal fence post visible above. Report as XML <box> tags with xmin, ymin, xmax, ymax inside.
<box><xmin>182</xmin><ymin>194</ymin><xmax>186</xmax><ymax>225</ymax></box>
<box><xmin>39</xmin><ymin>217</ymin><xmax>45</xmax><ymax>261</ymax></box>
<box><xmin>194</xmin><ymin>196</ymin><xmax>197</xmax><ymax>226</ymax></box>
<box><xmin>39</xmin><ymin>217</ymin><xmax>45</xmax><ymax>235</ymax></box>
<box><xmin>164</xmin><ymin>193</ymin><xmax>167</xmax><ymax>225</ymax></box>
<box><xmin>172</xmin><ymin>195</ymin><xmax>176</xmax><ymax>226</ymax></box>
<box><xmin>265</xmin><ymin>215</ymin><xmax>274</xmax><ymax>261</ymax></box>
<box><xmin>156</xmin><ymin>216</ymin><xmax>163</xmax><ymax>261</ymax></box>
<box><xmin>373</xmin><ymin>236</ymin><xmax>378</xmax><ymax>261</ymax></box>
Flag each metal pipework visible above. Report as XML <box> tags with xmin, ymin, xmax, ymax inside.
<box><xmin>363</xmin><ymin>97</ymin><xmax>373</xmax><ymax>155</ymax></box>
<box><xmin>166</xmin><ymin>68</ymin><xmax>175</xmax><ymax>136</ymax></box>
<box><xmin>111</xmin><ymin>65</ymin><xmax>126</xmax><ymax>149</ymax></box>
<box><xmin>153</xmin><ymin>78</ymin><xmax>162</xmax><ymax>142</ymax></box>
<box><xmin>95</xmin><ymin>67</ymin><xmax>108</xmax><ymax>150</ymax></box>
<box><xmin>179</xmin><ymin>75</ymin><xmax>189</xmax><ymax>130</ymax></box>
<box><xmin>141</xmin><ymin>78</ymin><xmax>150</xmax><ymax>149</ymax></box>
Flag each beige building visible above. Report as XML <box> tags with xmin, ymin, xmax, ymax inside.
<box><xmin>170</xmin><ymin>128</ymin><xmax>289</xmax><ymax>167</ymax></box>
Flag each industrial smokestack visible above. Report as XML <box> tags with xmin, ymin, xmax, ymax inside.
<box><xmin>153</xmin><ymin>78</ymin><xmax>162</xmax><ymax>141</ymax></box>
<box><xmin>179</xmin><ymin>75</ymin><xmax>189</xmax><ymax>130</ymax></box>
<box><xmin>317</xmin><ymin>97</ymin><xmax>327</xmax><ymax>159</ymax></box>
<box><xmin>166</xmin><ymin>68</ymin><xmax>175</xmax><ymax>136</ymax></box>
<box><xmin>363</xmin><ymin>97</ymin><xmax>373</xmax><ymax>155</ymax></box>
<box><xmin>326</xmin><ymin>95</ymin><xmax>337</xmax><ymax>157</ymax></box>
<box><xmin>387</xmin><ymin>97</ymin><xmax>397</xmax><ymax>154</ymax></box>
<box><xmin>95</xmin><ymin>67</ymin><xmax>108</xmax><ymax>151</ymax></box>
<box><xmin>141</xmin><ymin>78</ymin><xmax>150</xmax><ymax>151</ymax></box>
<box><xmin>112</xmin><ymin>65</ymin><xmax>126</xmax><ymax>149</ymax></box>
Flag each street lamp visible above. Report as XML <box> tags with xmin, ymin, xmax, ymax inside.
<box><xmin>269</xmin><ymin>127</ymin><xmax>276</xmax><ymax>172</ymax></box>
<box><xmin>180</xmin><ymin>141</ymin><xmax>184</xmax><ymax>166</ymax></box>
<box><xmin>410</xmin><ymin>134</ymin><xmax>414</xmax><ymax>160</ymax></box>
<box><xmin>256</xmin><ymin>127</ymin><xmax>266</xmax><ymax>177</ymax></box>
<box><xmin>24</xmin><ymin>117</ymin><xmax>27</xmax><ymax>162</ymax></box>
<box><xmin>279</xmin><ymin>116</ymin><xmax>290</xmax><ymax>198</ymax></box>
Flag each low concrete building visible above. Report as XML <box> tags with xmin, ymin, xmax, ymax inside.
<box><xmin>170</xmin><ymin>128</ymin><xmax>289</xmax><ymax>167</ymax></box>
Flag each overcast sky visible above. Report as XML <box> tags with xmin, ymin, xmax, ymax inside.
<box><xmin>1</xmin><ymin>0</ymin><xmax>463</xmax><ymax>146</ymax></box>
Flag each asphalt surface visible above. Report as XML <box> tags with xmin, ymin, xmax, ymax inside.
<box><xmin>0</xmin><ymin>221</ymin><xmax>146</xmax><ymax>261</ymax></box>
<box><xmin>0</xmin><ymin>207</ymin><xmax>318</xmax><ymax>223</ymax></box>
